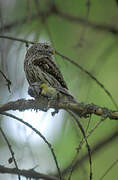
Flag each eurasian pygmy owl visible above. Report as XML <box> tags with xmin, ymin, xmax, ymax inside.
<box><xmin>24</xmin><ymin>43</ymin><xmax>69</xmax><ymax>98</ymax></box>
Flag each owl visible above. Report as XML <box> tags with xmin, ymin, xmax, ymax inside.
<box><xmin>24</xmin><ymin>43</ymin><xmax>68</xmax><ymax>91</ymax></box>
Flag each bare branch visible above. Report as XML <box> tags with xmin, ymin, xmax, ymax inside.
<box><xmin>0</xmin><ymin>35</ymin><xmax>34</xmax><ymax>45</ymax></box>
<box><xmin>68</xmin><ymin>111</ymin><xmax>92</xmax><ymax>180</ymax></box>
<box><xmin>56</xmin><ymin>51</ymin><xmax>118</xmax><ymax>109</ymax></box>
<box><xmin>0</xmin><ymin>111</ymin><xmax>62</xmax><ymax>180</ymax></box>
<box><xmin>99</xmin><ymin>159</ymin><xmax>118</xmax><ymax>180</ymax></box>
<box><xmin>0</xmin><ymin>165</ymin><xmax>59</xmax><ymax>180</ymax></box>
<box><xmin>61</xmin><ymin>129</ymin><xmax>118</xmax><ymax>176</ymax></box>
<box><xmin>67</xmin><ymin>118</ymin><xmax>102</xmax><ymax>179</ymax></box>
<box><xmin>0</xmin><ymin>98</ymin><xmax>118</xmax><ymax>120</ymax></box>
<box><xmin>0</xmin><ymin>70</ymin><xmax>11</xmax><ymax>92</ymax></box>
<box><xmin>0</xmin><ymin>128</ymin><xmax>21</xmax><ymax>180</ymax></box>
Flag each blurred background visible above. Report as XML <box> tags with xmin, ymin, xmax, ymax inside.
<box><xmin>0</xmin><ymin>0</ymin><xmax>118</xmax><ymax>179</ymax></box>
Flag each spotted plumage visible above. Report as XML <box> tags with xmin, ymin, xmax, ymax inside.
<box><xmin>24</xmin><ymin>43</ymin><xmax>68</xmax><ymax>91</ymax></box>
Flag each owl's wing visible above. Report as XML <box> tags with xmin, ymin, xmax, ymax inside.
<box><xmin>33</xmin><ymin>56</ymin><xmax>68</xmax><ymax>89</ymax></box>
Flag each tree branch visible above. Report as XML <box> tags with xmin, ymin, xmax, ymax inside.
<box><xmin>0</xmin><ymin>110</ymin><xmax>62</xmax><ymax>180</ymax></box>
<box><xmin>0</xmin><ymin>98</ymin><xmax>118</xmax><ymax>120</ymax></box>
<box><xmin>0</xmin><ymin>165</ymin><xmax>59</xmax><ymax>180</ymax></box>
<box><xmin>0</xmin><ymin>128</ymin><xmax>21</xmax><ymax>180</ymax></box>
<box><xmin>0</xmin><ymin>35</ymin><xmax>34</xmax><ymax>45</ymax></box>
<box><xmin>68</xmin><ymin>110</ymin><xmax>92</xmax><ymax>180</ymax></box>
<box><xmin>61</xmin><ymin>128</ymin><xmax>118</xmax><ymax>176</ymax></box>
<box><xmin>99</xmin><ymin>159</ymin><xmax>118</xmax><ymax>180</ymax></box>
<box><xmin>0</xmin><ymin>70</ymin><xmax>11</xmax><ymax>92</ymax></box>
<box><xmin>56</xmin><ymin>51</ymin><xmax>118</xmax><ymax>109</ymax></box>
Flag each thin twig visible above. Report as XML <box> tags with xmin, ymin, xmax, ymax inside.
<box><xmin>68</xmin><ymin>116</ymin><xmax>92</xmax><ymax>180</ymax></box>
<box><xmin>99</xmin><ymin>159</ymin><xmax>118</xmax><ymax>180</ymax></box>
<box><xmin>0</xmin><ymin>127</ymin><xmax>21</xmax><ymax>180</ymax></box>
<box><xmin>0</xmin><ymin>35</ymin><xmax>34</xmax><ymax>45</ymax></box>
<box><xmin>68</xmin><ymin>110</ymin><xmax>92</xmax><ymax>180</ymax></box>
<box><xmin>61</xmin><ymin>129</ymin><xmax>118</xmax><ymax>176</ymax></box>
<box><xmin>77</xmin><ymin>118</ymin><xmax>103</xmax><ymax>152</ymax></box>
<box><xmin>56</xmin><ymin>51</ymin><xmax>118</xmax><ymax>109</ymax></box>
<box><xmin>0</xmin><ymin>70</ymin><xmax>11</xmax><ymax>92</ymax></box>
<box><xmin>0</xmin><ymin>111</ymin><xmax>62</xmax><ymax>180</ymax></box>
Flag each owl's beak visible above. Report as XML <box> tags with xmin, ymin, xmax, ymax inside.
<box><xmin>50</xmin><ymin>49</ymin><xmax>55</xmax><ymax>55</ymax></box>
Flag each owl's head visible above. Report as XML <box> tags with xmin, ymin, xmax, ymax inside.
<box><xmin>26</xmin><ymin>43</ymin><xmax>55</xmax><ymax>58</ymax></box>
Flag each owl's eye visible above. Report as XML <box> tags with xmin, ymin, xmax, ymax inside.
<box><xmin>44</xmin><ymin>45</ymin><xmax>49</xmax><ymax>49</ymax></box>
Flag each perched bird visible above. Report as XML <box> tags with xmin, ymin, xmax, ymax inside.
<box><xmin>24</xmin><ymin>43</ymin><xmax>73</xmax><ymax>100</ymax></box>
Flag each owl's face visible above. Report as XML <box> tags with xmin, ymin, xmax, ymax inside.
<box><xmin>26</xmin><ymin>43</ymin><xmax>55</xmax><ymax>57</ymax></box>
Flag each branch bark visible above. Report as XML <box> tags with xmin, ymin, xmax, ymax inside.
<box><xmin>0</xmin><ymin>165</ymin><xmax>59</xmax><ymax>180</ymax></box>
<box><xmin>0</xmin><ymin>98</ymin><xmax>118</xmax><ymax>120</ymax></box>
